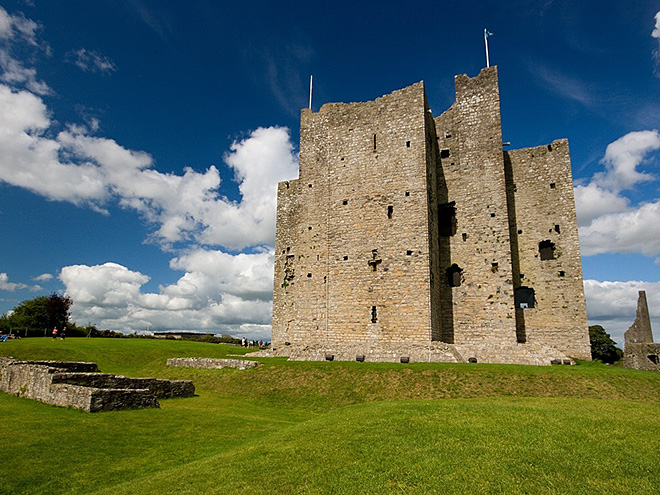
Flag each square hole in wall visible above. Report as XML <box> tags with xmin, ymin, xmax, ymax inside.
<box><xmin>405</xmin><ymin>191</ymin><xmax>410</xmax><ymax>197</ymax></box>
<box><xmin>490</xmin><ymin>213</ymin><xmax>495</xmax><ymax>217</ymax></box>
<box><xmin>559</xmin><ymin>271</ymin><xmax>565</xmax><ymax>277</ymax></box>
<box><xmin>440</xmin><ymin>149</ymin><xmax>450</xmax><ymax>158</ymax></box>
<box><xmin>307</xmin><ymin>273</ymin><xmax>312</xmax><ymax>278</ymax></box>
<box><xmin>550</xmin><ymin>183</ymin><xmax>556</xmax><ymax>189</ymax></box>
<box><xmin>406</xmin><ymin>141</ymin><xmax>410</xmax><ymax>147</ymax></box>
<box><xmin>518</xmin><ymin>229</ymin><xmax>523</xmax><ymax>234</ymax></box>
<box><xmin>342</xmin><ymin>200</ymin><xmax>348</xmax><ymax>205</ymax></box>
<box><xmin>343</xmin><ymin>256</ymin><xmax>348</xmax><ymax>261</ymax></box>
<box><xmin>406</xmin><ymin>250</ymin><xmax>413</xmax><ymax>255</ymax></box>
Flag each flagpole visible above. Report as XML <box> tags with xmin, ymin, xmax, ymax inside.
<box><xmin>484</xmin><ymin>28</ymin><xmax>490</xmax><ymax>68</ymax></box>
<box><xmin>309</xmin><ymin>75</ymin><xmax>313</xmax><ymax>110</ymax></box>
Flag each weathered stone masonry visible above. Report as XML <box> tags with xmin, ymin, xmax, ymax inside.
<box><xmin>0</xmin><ymin>358</ymin><xmax>195</xmax><ymax>412</ymax></box>
<box><xmin>272</xmin><ymin>67</ymin><xmax>591</xmax><ymax>365</ymax></box>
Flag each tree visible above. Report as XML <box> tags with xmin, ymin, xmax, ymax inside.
<box><xmin>4</xmin><ymin>294</ymin><xmax>72</xmax><ymax>336</ymax></box>
<box><xmin>589</xmin><ymin>325</ymin><xmax>623</xmax><ymax>364</ymax></box>
<box><xmin>46</xmin><ymin>293</ymin><xmax>72</xmax><ymax>331</ymax></box>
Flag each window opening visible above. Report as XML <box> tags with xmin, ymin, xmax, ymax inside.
<box><xmin>440</xmin><ymin>149</ymin><xmax>450</xmax><ymax>158</ymax></box>
<box><xmin>490</xmin><ymin>213</ymin><xmax>495</xmax><ymax>218</ymax></box>
<box><xmin>373</xmin><ymin>134</ymin><xmax>377</xmax><ymax>151</ymax></box>
<box><xmin>550</xmin><ymin>183</ymin><xmax>556</xmax><ymax>189</ymax></box>
<box><xmin>308</xmin><ymin>226</ymin><xmax>312</xmax><ymax>231</ymax></box>
<box><xmin>559</xmin><ymin>271</ymin><xmax>565</xmax><ymax>277</ymax></box>
<box><xmin>405</xmin><ymin>191</ymin><xmax>410</xmax><ymax>197</ymax></box>
<box><xmin>343</xmin><ymin>256</ymin><xmax>348</xmax><ymax>261</ymax></box>
<box><xmin>387</xmin><ymin>205</ymin><xmax>393</xmax><ymax>219</ymax></box>
<box><xmin>371</xmin><ymin>306</ymin><xmax>378</xmax><ymax>323</ymax></box>
<box><xmin>406</xmin><ymin>250</ymin><xmax>413</xmax><ymax>255</ymax></box>
<box><xmin>514</xmin><ymin>286</ymin><xmax>535</xmax><ymax>309</ymax></box>
<box><xmin>447</xmin><ymin>264</ymin><xmax>463</xmax><ymax>287</ymax></box>
<box><xmin>491</xmin><ymin>262</ymin><xmax>499</xmax><ymax>272</ymax></box>
<box><xmin>539</xmin><ymin>240</ymin><xmax>556</xmax><ymax>260</ymax></box>
<box><xmin>462</xmin><ymin>233</ymin><xmax>467</xmax><ymax>241</ymax></box>
<box><xmin>308</xmin><ymin>184</ymin><xmax>312</xmax><ymax>188</ymax></box>
<box><xmin>307</xmin><ymin>273</ymin><xmax>312</xmax><ymax>278</ymax></box>
<box><xmin>648</xmin><ymin>355</ymin><xmax>659</xmax><ymax>365</ymax></box>
<box><xmin>406</xmin><ymin>141</ymin><xmax>410</xmax><ymax>148</ymax></box>
<box><xmin>518</xmin><ymin>229</ymin><xmax>523</xmax><ymax>234</ymax></box>
<box><xmin>554</xmin><ymin>224</ymin><xmax>560</xmax><ymax>234</ymax></box>
<box><xmin>342</xmin><ymin>200</ymin><xmax>348</xmax><ymax>205</ymax></box>
<box><xmin>438</xmin><ymin>201</ymin><xmax>457</xmax><ymax>237</ymax></box>
<box><xmin>547</xmin><ymin>144</ymin><xmax>552</xmax><ymax>151</ymax></box>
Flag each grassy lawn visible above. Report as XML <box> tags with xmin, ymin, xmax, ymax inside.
<box><xmin>1</xmin><ymin>338</ymin><xmax>659</xmax><ymax>494</ymax></box>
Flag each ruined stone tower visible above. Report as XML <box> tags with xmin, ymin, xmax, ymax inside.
<box><xmin>272</xmin><ymin>67</ymin><xmax>591</xmax><ymax>365</ymax></box>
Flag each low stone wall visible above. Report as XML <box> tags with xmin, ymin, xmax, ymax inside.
<box><xmin>0</xmin><ymin>358</ymin><xmax>195</xmax><ymax>412</ymax></box>
<box><xmin>167</xmin><ymin>357</ymin><xmax>260</xmax><ymax>370</ymax></box>
<box><xmin>270</xmin><ymin>341</ymin><xmax>572</xmax><ymax>366</ymax></box>
<box><xmin>624</xmin><ymin>343</ymin><xmax>660</xmax><ymax>372</ymax></box>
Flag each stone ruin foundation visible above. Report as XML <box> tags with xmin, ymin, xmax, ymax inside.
<box><xmin>167</xmin><ymin>357</ymin><xmax>260</xmax><ymax>370</ymax></box>
<box><xmin>0</xmin><ymin>357</ymin><xmax>195</xmax><ymax>412</ymax></box>
<box><xmin>624</xmin><ymin>291</ymin><xmax>660</xmax><ymax>371</ymax></box>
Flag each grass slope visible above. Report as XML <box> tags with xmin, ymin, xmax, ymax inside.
<box><xmin>1</xmin><ymin>338</ymin><xmax>659</xmax><ymax>494</ymax></box>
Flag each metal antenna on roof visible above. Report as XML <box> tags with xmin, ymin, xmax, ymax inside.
<box><xmin>308</xmin><ymin>75</ymin><xmax>313</xmax><ymax>110</ymax></box>
<box><xmin>484</xmin><ymin>29</ymin><xmax>494</xmax><ymax>67</ymax></box>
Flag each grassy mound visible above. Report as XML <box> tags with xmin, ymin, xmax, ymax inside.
<box><xmin>1</xmin><ymin>338</ymin><xmax>659</xmax><ymax>494</ymax></box>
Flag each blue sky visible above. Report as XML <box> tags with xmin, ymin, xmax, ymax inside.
<box><xmin>1</xmin><ymin>0</ymin><xmax>659</xmax><ymax>344</ymax></box>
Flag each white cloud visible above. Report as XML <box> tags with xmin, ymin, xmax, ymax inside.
<box><xmin>60</xmin><ymin>253</ymin><xmax>274</xmax><ymax>338</ymax></box>
<box><xmin>33</xmin><ymin>273</ymin><xmax>53</xmax><ymax>282</ymax></box>
<box><xmin>67</xmin><ymin>48</ymin><xmax>117</xmax><ymax>74</ymax></box>
<box><xmin>592</xmin><ymin>130</ymin><xmax>660</xmax><ymax>191</ymax></box>
<box><xmin>584</xmin><ymin>279</ymin><xmax>660</xmax><ymax>346</ymax></box>
<box><xmin>576</xmin><ymin>130</ymin><xmax>660</xmax><ymax>256</ymax></box>
<box><xmin>0</xmin><ymin>83</ymin><xmax>298</xmax><ymax>249</ymax></box>
<box><xmin>0</xmin><ymin>6</ymin><xmax>50</xmax><ymax>95</ymax></box>
<box><xmin>0</xmin><ymin>272</ymin><xmax>41</xmax><ymax>292</ymax></box>
<box><xmin>0</xmin><ymin>273</ymin><xmax>28</xmax><ymax>291</ymax></box>
<box><xmin>574</xmin><ymin>182</ymin><xmax>629</xmax><ymax>227</ymax></box>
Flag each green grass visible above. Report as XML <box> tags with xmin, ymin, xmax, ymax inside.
<box><xmin>1</xmin><ymin>338</ymin><xmax>660</xmax><ymax>494</ymax></box>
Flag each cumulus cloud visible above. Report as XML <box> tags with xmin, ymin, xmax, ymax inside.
<box><xmin>576</xmin><ymin>130</ymin><xmax>660</xmax><ymax>257</ymax></box>
<box><xmin>584</xmin><ymin>279</ymin><xmax>660</xmax><ymax>345</ymax></box>
<box><xmin>60</xmin><ymin>253</ymin><xmax>274</xmax><ymax>338</ymax></box>
<box><xmin>67</xmin><ymin>48</ymin><xmax>117</xmax><ymax>74</ymax></box>
<box><xmin>0</xmin><ymin>83</ymin><xmax>298</xmax><ymax>249</ymax></box>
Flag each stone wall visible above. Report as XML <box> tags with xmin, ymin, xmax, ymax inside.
<box><xmin>504</xmin><ymin>140</ymin><xmax>591</xmax><ymax>359</ymax></box>
<box><xmin>167</xmin><ymin>357</ymin><xmax>260</xmax><ymax>370</ymax></box>
<box><xmin>0</xmin><ymin>359</ymin><xmax>194</xmax><ymax>412</ymax></box>
<box><xmin>624</xmin><ymin>343</ymin><xmax>660</xmax><ymax>371</ymax></box>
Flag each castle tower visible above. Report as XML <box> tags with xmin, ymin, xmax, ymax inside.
<box><xmin>271</xmin><ymin>67</ymin><xmax>591</xmax><ymax>364</ymax></box>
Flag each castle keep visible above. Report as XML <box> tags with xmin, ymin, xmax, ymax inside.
<box><xmin>272</xmin><ymin>67</ymin><xmax>591</xmax><ymax>365</ymax></box>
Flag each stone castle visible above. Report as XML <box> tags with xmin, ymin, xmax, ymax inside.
<box><xmin>271</xmin><ymin>66</ymin><xmax>591</xmax><ymax>365</ymax></box>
